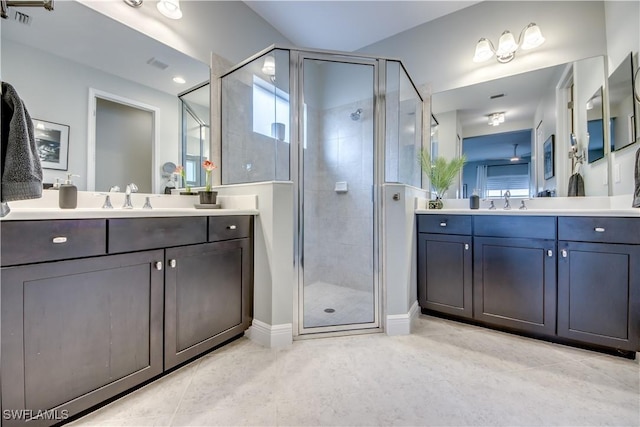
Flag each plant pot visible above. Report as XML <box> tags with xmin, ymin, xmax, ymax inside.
<box><xmin>428</xmin><ymin>198</ymin><xmax>444</xmax><ymax>209</ymax></box>
<box><xmin>180</xmin><ymin>191</ymin><xmax>198</xmax><ymax>196</ymax></box>
<box><xmin>199</xmin><ymin>191</ymin><xmax>218</xmax><ymax>205</ymax></box>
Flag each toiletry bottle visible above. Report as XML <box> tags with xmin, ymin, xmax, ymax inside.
<box><xmin>470</xmin><ymin>189</ymin><xmax>480</xmax><ymax>210</ymax></box>
<box><xmin>59</xmin><ymin>173</ymin><xmax>79</xmax><ymax>209</ymax></box>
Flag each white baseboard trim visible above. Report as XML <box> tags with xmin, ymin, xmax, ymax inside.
<box><xmin>386</xmin><ymin>301</ymin><xmax>420</xmax><ymax>336</ymax></box>
<box><xmin>246</xmin><ymin>319</ymin><xmax>292</xmax><ymax>348</ymax></box>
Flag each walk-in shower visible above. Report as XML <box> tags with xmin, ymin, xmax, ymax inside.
<box><xmin>220</xmin><ymin>46</ymin><xmax>423</xmax><ymax>335</ymax></box>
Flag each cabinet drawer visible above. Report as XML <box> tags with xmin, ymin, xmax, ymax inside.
<box><xmin>417</xmin><ymin>215</ymin><xmax>471</xmax><ymax>235</ymax></box>
<box><xmin>209</xmin><ymin>216</ymin><xmax>251</xmax><ymax>242</ymax></box>
<box><xmin>558</xmin><ymin>217</ymin><xmax>640</xmax><ymax>244</ymax></box>
<box><xmin>474</xmin><ymin>215</ymin><xmax>556</xmax><ymax>240</ymax></box>
<box><xmin>1</xmin><ymin>220</ymin><xmax>106</xmax><ymax>266</ymax></box>
<box><xmin>108</xmin><ymin>217</ymin><xmax>207</xmax><ymax>253</ymax></box>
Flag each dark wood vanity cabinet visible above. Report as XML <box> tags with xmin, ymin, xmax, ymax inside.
<box><xmin>0</xmin><ymin>215</ymin><xmax>254</xmax><ymax>426</ymax></box>
<box><xmin>557</xmin><ymin>217</ymin><xmax>640</xmax><ymax>351</ymax></box>
<box><xmin>164</xmin><ymin>235</ymin><xmax>253</xmax><ymax>369</ymax></box>
<box><xmin>1</xmin><ymin>249</ymin><xmax>165</xmax><ymax>427</ymax></box>
<box><xmin>417</xmin><ymin>213</ymin><xmax>639</xmax><ymax>353</ymax></box>
<box><xmin>417</xmin><ymin>215</ymin><xmax>473</xmax><ymax>318</ymax></box>
<box><xmin>473</xmin><ymin>214</ymin><xmax>557</xmax><ymax>336</ymax></box>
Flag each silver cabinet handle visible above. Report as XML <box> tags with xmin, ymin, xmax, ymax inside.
<box><xmin>439</xmin><ymin>222</ymin><xmax>447</xmax><ymax>227</ymax></box>
<box><xmin>154</xmin><ymin>261</ymin><xmax>163</xmax><ymax>271</ymax></box>
<box><xmin>547</xmin><ymin>250</ymin><xmax>553</xmax><ymax>257</ymax></box>
<box><xmin>227</xmin><ymin>225</ymin><xmax>237</xmax><ymax>230</ymax></box>
<box><xmin>52</xmin><ymin>236</ymin><xmax>68</xmax><ymax>244</ymax></box>
<box><xmin>561</xmin><ymin>249</ymin><xmax>568</xmax><ymax>258</ymax></box>
<box><xmin>594</xmin><ymin>227</ymin><xmax>605</xmax><ymax>233</ymax></box>
<box><xmin>464</xmin><ymin>243</ymin><xmax>469</xmax><ymax>250</ymax></box>
<box><xmin>169</xmin><ymin>259</ymin><xmax>177</xmax><ymax>268</ymax></box>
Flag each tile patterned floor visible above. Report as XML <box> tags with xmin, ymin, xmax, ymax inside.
<box><xmin>70</xmin><ymin>315</ymin><xmax>640</xmax><ymax>426</ymax></box>
<box><xmin>303</xmin><ymin>281</ymin><xmax>374</xmax><ymax>328</ymax></box>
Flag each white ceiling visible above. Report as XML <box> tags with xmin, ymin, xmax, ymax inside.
<box><xmin>243</xmin><ymin>1</ymin><xmax>480</xmax><ymax>52</ymax></box>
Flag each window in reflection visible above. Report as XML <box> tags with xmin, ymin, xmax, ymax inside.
<box><xmin>462</xmin><ymin>129</ymin><xmax>532</xmax><ymax>198</ymax></box>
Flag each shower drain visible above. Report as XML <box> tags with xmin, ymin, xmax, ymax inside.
<box><xmin>324</xmin><ymin>308</ymin><xmax>335</xmax><ymax>313</ymax></box>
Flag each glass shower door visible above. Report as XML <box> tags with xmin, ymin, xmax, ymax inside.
<box><xmin>299</xmin><ymin>57</ymin><xmax>378</xmax><ymax>332</ymax></box>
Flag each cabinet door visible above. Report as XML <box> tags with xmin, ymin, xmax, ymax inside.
<box><xmin>473</xmin><ymin>237</ymin><xmax>556</xmax><ymax>336</ymax></box>
<box><xmin>558</xmin><ymin>241</ymin><xmax>640</xmax><ymax>351</ymax></box>
<box><xmin>1</xmin><ymin>250</ymin><xmax>164</xmax><ymax>426</ymax></box>
<box><xmin>165</xmin><ymin>239</ymin><xmax>252</xmax><ymax>369</ymax></box>
<box><xmin>418</xmin><ymin>233</ymin><xmax>472</xmax><ymax>318</ymax></box>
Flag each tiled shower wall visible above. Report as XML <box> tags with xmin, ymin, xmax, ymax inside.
<box><xmin>303</xmin><ymin>100</ymin><xmax>374</xmax><ymax>292</ymax></box>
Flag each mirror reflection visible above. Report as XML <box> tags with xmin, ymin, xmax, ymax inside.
<box><xmin>431</xmin><ymin>56</ymin><xmax>607</xmax><ymax>198</ymax></box>
<box><xmin>587</xmin><ymin>87</ymin><xmax>605</xmax><ymax>163</ymax></box>
<box><xmin>1</xmin><ymin>1</ymin><xmax>210</xmax><ymax>193</ymax></box>
<box><xmin>608</xmin><ymin>52</ymin><xmax>637</xmax><ymax>152</ymax></box>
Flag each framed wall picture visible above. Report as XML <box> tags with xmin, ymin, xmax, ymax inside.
<box><xmin>543</xmin><ymin>134</ymin><xmax>555</xmax><ymax>180</ymax></box>
<box><xmin>33</xmin><ymin>119</ymin><xmax>69</xmax><ymax>171</ymax></box>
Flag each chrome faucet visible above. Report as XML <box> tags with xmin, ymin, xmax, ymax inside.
<box><xmin>122</xmin><ymin>183</ymin><xmax>138</xmax><ymax>209</ymax></box>
<box><xmin>503</xmin><ymin>190</ymin><xmax>511</xmax><ymax>210</ymax></box>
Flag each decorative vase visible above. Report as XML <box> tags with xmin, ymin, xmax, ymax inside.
<box><xmin>199</xmin><ymin>190</ymin><xmax>217</xmax><ymax>204</ymax></box>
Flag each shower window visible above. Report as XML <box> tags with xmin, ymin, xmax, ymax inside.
<box><xmin>221</xmin><ymin>49</ymin><xmax>291</xmax><ymax>184</ymax></box>
<box><xmin>253</xmin><ymin>76</ymin><xmax>290</xmax><ymax>143</ymax></box>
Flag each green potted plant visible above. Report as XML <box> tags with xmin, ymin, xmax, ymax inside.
<box><xmin>419</xmin><ymin>149</ymin><xmax>466</xmax><ymax>209</ymax></box>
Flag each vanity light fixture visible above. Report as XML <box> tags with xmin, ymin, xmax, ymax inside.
<box><xmin>473</xmin><ymin>22</ymin><xmax>545</xmax><ymax>63</ymax></box>
<box><xmin>262</xmin><ymin>55</ymin><xmax>276</xmax><ymax>81</ymax></box>
<box><xmin>488</xmin><ymin>112</ymin><xmax>505</xmax><ymax>126</ymax></box>
<box><xmin>510</xmin><ymin>144</ymin><xmax>520</xmax><ymax>162</ymax></box>
<box><xmin>172</xmin><ymin>76</ymin><xmax>186</xmax><ymax>84</ymax></box>
<box><xmin>123</xmin><ymin>0</ymin><xmax>143</xmax><ymax>8</ymax></box>
<box><xmin>157</xmin><ymin>0</ymin><xmax>182</xmax><ymax>19</ymax></box>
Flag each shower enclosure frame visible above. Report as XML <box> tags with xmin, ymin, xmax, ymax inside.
<box><xmin>219</xmin><ymin>44</ymin><xmax>424</xmax><ymax>338</ymax></box>
<box><xmin>291</xmin><ymin>50</ymin><xmax>386</xmax><ymax>336</ymax></box>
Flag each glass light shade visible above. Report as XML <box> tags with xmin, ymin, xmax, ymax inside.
<box><xmin>157</xmin><ymin>0</ymin><xmax>182</xmax><ymax>19</ymax></box>
<box><xmin>473</xmin><ymin>38</ymin><xmax>494</xmax><ymax>62</ymax></box>
<box><xmin>488</xmin><ymin>112</ymin><xmax>505</xmax><ymax>126</ymax></box>
<box><xmin>521</xmin><ymin>23</ymin><xmax>545</xmax><ymax>50</ymax></box>
<box><xmin>496</xmin><ymin>31</ymin><xmax>518</xmax><ymax>56</ymax></box>
<box><xmin>261</xmin><ymin>55</ymin><xmax>276</xmax><ymax>76</ymax></box>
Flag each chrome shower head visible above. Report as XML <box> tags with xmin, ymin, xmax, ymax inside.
<box><xmin>350</xmin><ymin>108</ymin><xmax>362</xmax><ymax>121</ymax></box>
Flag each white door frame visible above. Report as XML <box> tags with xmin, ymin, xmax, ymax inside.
<box><xmin>87</xmin><ymin>88</ymin><xmax>160</xmax><ymax>192</ymax></box>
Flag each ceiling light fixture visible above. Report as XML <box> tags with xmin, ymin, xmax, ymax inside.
<box><xmin>157</xmin><ymin>0</ymin><xmax>182</xmax><ymax>19</ymax></box>
<box><xmin>510</xmin><ymin>144</ymin><xmax>520</xmax><ymax>162</ymax></box>
<box><xmin>488</xmin><ymin>112</ymin><xmax>505</xmax><ymax>126</ymax></box>
<box><xmin>123</xmin><ymin>0</ymin><xmax>143</xmax><ymax>7</ymax></box>
<box><xmin>173</xmin><ymin>76</ymin><xmax>186</xmax><ymax>84</ymax></box>
<box><xmin>473</xmin><ymin>22</ymin><xmax>545</xmax><ymax>64</ymax></box>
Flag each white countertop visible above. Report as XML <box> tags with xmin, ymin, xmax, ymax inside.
<box><xmin>0</xmin><ymin>191</ymin><xmax>259</xmax><ymax>220</ymax></box>
<box><xmin>0</xmin><ymin>207</ymin><xmax>259</xmax><ymax>220</ymax></box>
<box><xmin>415</xmin><ymin>208</ymin><xmax>640</xmax><ymax>217</ymax></box>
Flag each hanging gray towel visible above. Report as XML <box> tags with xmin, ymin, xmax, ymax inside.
<box><xmin>633</xmin><ymin>146</ymin><xmax>640</xmax><ymax>208</ymax></box>
<box><xmin>1</xmin><ymin>81</ymin><xmax>43</xmax><ymax>203</ymax></box>
<box><xmin>568</xmin><ymin>173</ymin><xmax>585</xmax><ymax>197</ymax></box>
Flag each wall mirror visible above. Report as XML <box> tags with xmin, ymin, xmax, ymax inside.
<box><xmin>431</xmin><ymin>56</ymin><xmax>607</xmax><ymax>198</ymax></box>
<box><xmin>586</xmin><ymin>87</ymin><xmax>605</xmax><ymax>163</ymax></box>
<box><xmin>1</xmin><ymin>1</ymin><xmax>210</xmax><ymax>193</ymax></box>
<box><xmin>608</xmin><ymin>52</ymin><xmax>637</xmax><ymax>152</ymax></box>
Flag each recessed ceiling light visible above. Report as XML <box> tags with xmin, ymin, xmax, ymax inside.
<box><xmin>173</xmin><ymin>76</ymin><xmax>186</xmax><ymax>84</ymax></box>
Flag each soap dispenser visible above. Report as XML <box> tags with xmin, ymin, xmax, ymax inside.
<box><xmin>469</xmin><ymin>189</ymin><xmax>480</xmax><ymax>210</ymax></box>
<box><xmin>59</xmin><ymin>173</ymin><xmax>79</xmax><ymax>209</ymax></box>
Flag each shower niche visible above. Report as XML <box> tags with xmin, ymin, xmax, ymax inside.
<box><xmin>220</xmin><ymin>46</ymin><xmax>423</xmax><ymax>335</ymax></box>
